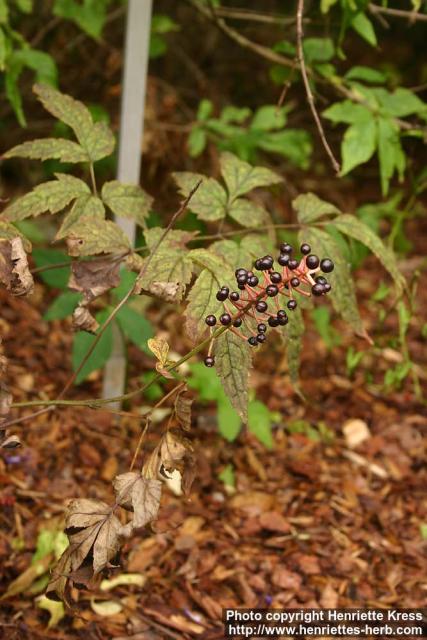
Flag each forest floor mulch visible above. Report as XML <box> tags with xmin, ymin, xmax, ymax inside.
<box><xmin>0</xmin><ymin>259</ymin><xmax>426</xmax><ymax>640</ymax></box>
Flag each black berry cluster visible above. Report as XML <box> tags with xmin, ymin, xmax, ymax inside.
<box><xmin>203</xmin><ymin>242</ymin><xmax>334</xmax><ymax>367</ymax></box>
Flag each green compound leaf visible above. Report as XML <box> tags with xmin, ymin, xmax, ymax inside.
<box><xmin>116</xmin><ymin>305</ymin><xmax>153</xmax><ymax>352</ymax></box>
<box><xmin>351</xmin><ymin>12</ymin><xmax>377</xmax><ymax>47</ymax></box>
<box><xmin>228</xmin><ymin>198</ymin><xmax>266</xmax><ymax>228</ymax></box>
<box><xmin>66</xmin><ymin>217</ymin><xmax>130</xmax><ymax>257</ymax></box>
<box><xmin>44</xmin><ymin>291</ymin><xmax>81</xmax><ymax>321</ymax></box>
<box><xmin>186</xmin><ymin>248</ymin><xmax>234</xmax><ymax>339</ymax></box>
<box><xmin>72</xmin><ymin>309</ymin><xmax>113</xmax><ymax>385</ymax></box>
<box><xmin>185</xmin><ymin>269</ymin><xmax>222</xmax><ymax>340</ymax></box>
<box><xmin>101</xmin><ymin>180</ymin><xmax>153</xmax><ymax>227</ymax></box>
<box><xmin>140</xmin><ymin>227</ymin><xmax>194</xmax><ymax>301</ymax></box>
<box><xmin>293</xmin><ymin>192</ymin><xmax>341</xmax><ymax>224</ymax></box>
<box><xmin>214</xmin><ymin>329</ymin><xmax>251</xmax><ymax>422</ymax></box>
<box><xmin>56</xmin><ymin>194</ymin><xmax>105</xmax><ymax>240</ymax></box>
<box><xmin>220</xmin><ymin>151</ymin><xmax>282</xmax><ymax>199</ymax></box>
<box><xmin>33</xmin><ymin>83</ymin><xmax>115</xmax><ymax>162</ymax></box>
<box><xmin>172</xmin><ymin>172</ymin><xmax>227</xmax><ymax>221</ymax></box>
<box><xmin>377</xmin><ymin>117</ymin><xmax>405</xmax><ymax>196</ymax></box>
<box><xmin>331</xmin><ymin>213</ymin><xmax>405</xmax><ymax>293</ymax></box>
<box><xmin>0</xmin><ymin>221</ymin><xmax>32</xmax><ymax>252</ymax></box>
<box><xmin>300</xmin><ymin>226</ymin><xmax>367</xmax><ymax>338</ymax></box>
<box><xmin>323</xmin><ymin>101</ymin><xmax>372</xmax><ymax>125</ymax></box>
<box><xmin>3</xmin><ymin>138</ymin><xmax>88</xmax><ymax>163</ymax></box>
<box><xmin>2</xmin><ymin>173</ymin><xmax>90</xmax><ymax>222</ymax></box>
<box><xmin>280</xmin><ymin>302</ymin><xmax>304</xmax><ymax>385</ymax></box>
<box><xmin>341</xmin><ymin>112</ymin><xmax>377</xmax><ymax>175</ymax></box>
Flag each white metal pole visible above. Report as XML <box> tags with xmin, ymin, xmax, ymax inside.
<box><xmin>102</xmin><ymin>0</ymin><xmax>153</xmax><ymax>405</ymax></box>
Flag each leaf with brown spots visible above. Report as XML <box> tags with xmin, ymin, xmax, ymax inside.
<box><xmin>0</xmin><ymin>237</ymin><xmax>34</xmax><ymax>296</ymax></box>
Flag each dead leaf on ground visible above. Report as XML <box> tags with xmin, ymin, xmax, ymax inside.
<box><xmin>0</xmin><ymin>237</ymin><xmax>34</xmax><ymax>296</ymax></box>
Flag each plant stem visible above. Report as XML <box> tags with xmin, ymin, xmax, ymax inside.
<box><xmin>89</xmin><ymin>162</ymin><xmax>98</xmax><ymax>196</ymax></box>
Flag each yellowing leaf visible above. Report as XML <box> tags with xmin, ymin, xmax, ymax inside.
<box><xmin>66</xmin><ymin>217</ymin><xmax>131</xmax><ymax>257</ymax></box>
<box><xmin>100</xmin><ymin>573</ymin><xmax>146</xmax><ymax>591</ymax></box>
<box><xmin>173</xmin><ymin>172</ymin><xmax>227</xmax><ymax>221</ymax></box>
<box><xmin>90</xmin><ymin>599</ymin><xmax>122</xmax><ymax>616</ymax></box>
<box><xmin>2</xmin><ymin>173</ymin><xmax>90</xmax><ymax>222</ymax></box>
<box><xmin>4</xmin><ymin>138</ymin><xmax>88</xmax><ymax>163</ymax></box>
<box><xmin>220</xmin><ymin>151</ymin><xmax>282</xmax><ymax>199</ymax></box>
<box><xmin>174</xmin><ymin>390</ymin><xmax>192</xmax><ymax>430</ymax></box>
<box><xmin>102</xmin><ymin>180</ymin><xmax>153</xmax><ymax>227</ymax></box>
<box><xmin>56</xmin><ymin>194</ymin><xmax>105</xmax><ymax>240</ymax></box>
<box><xmin>293</xmin><ymin>192</ymin><xmax>341</xmax><ymax>224</ymax></box>
<box><xmin>147</xmin><ymin>337</ymin><xmax>169</xmax><ymax>366</ymax></box>
<box><xmin>331</xmin><ymin>214</ymin><xmax>405</xmax><ymax>293</ymax></box>
<box><xmin>215</xmin><ymin>330</ymin><xmax>251</xmax><ymax>422</ymax></box>
<box><xmin>37</xmin><ymin>595</ymin><xmax>65</xmax><ymax>628</ymax></box>
<box><xmin>228</xmin><ymin>198</ymin><xmax>266</xmax><ymax>228</ymax></box>
<box><xmin>34</xmin><ymin>84</ymin><xmax>115</xmax><ymax>162</ymax></box>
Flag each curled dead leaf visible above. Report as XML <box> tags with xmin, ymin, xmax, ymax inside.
<box><xmin>149</xmin><ymin>281</ymin><xmax>182</xmax><ymax>302</ymax></box>
<box><xmin>174</xmin><ymin>389</ymin><xmax>193</xmax><ymax>431</ymax></box>
<box><xmin>113</xmin><ymin>472</ymin><xmax>162</xmax><ymax>529</ymax></box>
<box><xmin>68</xmin><ymin>258</ymin><xmax>121</xmax><ymax>302</ymax></box>
<box><xmin>72</xmin><ymin>305</ymin><xmax>99</xmax><ymax>334</ymax></box>
<box><xmin>0</xmin><ymin>237</ymin><xmax>34</xmax><ymax>296</ymax></box>
<box><xmin>142</xmin><ymin>430</ymin><xmax>193</xmax><ymax>485</ymax></box>
<box><xmin>147</xmin><ymin>337</ymin><xmax>169</xmax><ymax>366</ymax></box>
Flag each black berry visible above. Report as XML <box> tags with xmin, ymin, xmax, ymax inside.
<box><xmin>220</xmin><ymin>313</ymin><xmax>232</xmax><ymax>325</ymax></box>
<box><xmin>268</xmin><ymin>316</ymin><xmax>279</xmax><ymax>327</ymax></box>
<box><xmin>280</xmin><ymin>243</ymin><xmax>293</xmax><ymax>254</ymax></box>
<box><xmin>248</xmin><ymin>336</ymin><xmax>258</xmax><ymax>346</ymax></box>
<box><xmin>315</xmin><ymin>276</ymin><xmax>327</xmax><ymax>284</ymax></box>
<box><xmin>248</xmin><ymin>276</ymin><xmax>259</xmax><ymax>287</ymax></box>
<box><xmin>278</xmin><ymin>253</ymin><xmax>290</xmax><ymax>266</ymax></box>
<box><xmin>254</xmin><ymin>259</ymin><xmax>262</xmax><ymax>270</ymax></box>
<box><xmin>235</xmin><ymin>268</ymin><xmax>247</xmax><ymax>277</ymax></box>
<box><xmin>288</xmin><ymin>259</ymin><xmax>299</xmax><ymax>270</ymax></box>
<box><xmin>257</xmin><ymin>323</ymin><xmax>267</xmax><ymax>333</ymax></box>
<box><xmin>320</xmin><ymin>258</ymin><xmax>334</xmax><ymax>273</ymax></box>
<box><xmin>205</xmin><ymin>314</ymin><xmax>216</xmax><ymax>326</ymax></box>
<box><xmin>256</xmin><ymin>301</ymin><xmax>268</xmax><ymax>313</ymax></box>
<box><xmin>237</xmin><ymin>274</ymin><xmax>248</xmax><ymax>285</ymax></box>
<box><xmin>306</xmin><ymin>254</ymin><xmax>320</xmax><ymax>270</ymax></box>
<box><xmin>300</xmin><ymin>243</ymin><xmax>311</xmax><ymax>255</ymax></box>
<box><xmin>266</xmin><ymin>284</ymin><xmax>278</xmax><ymax>297</ymax></box>
<box><xmin>312</xmin><ymin>283</ymin><xmax>324</xmax><ymax>296</ymax></box>
<box><xmin>287</xmin><ymin>299</ymin><xmax>297</xmax><ymax>310</ymax></box>
<box><xmin>278</xmin><ymin>316</ymin><xmax>288</xmax><ymax>326</ymax></box>
<box><xmin>290</xmin><ymin>277</ymin><xmax>300</xmax><ymax>288</ymax></box>
<box><xmin>277</xmin><ymin>309</ymin><xmax>287</xmax><ymax>319</ymax></box>
<box><xmin>233</xmin><ymin>318</ymin><xmax>242</xmax><ymax>327</ymax></box>
<box><xmin>256</xmin><ymin>333</ymin><xmax>266</xmax><ymax>343</ymax></box>
<box><xmin>230</xmin><ymin>291</ymin><xmax>240</xmax><ymax>302</ymax></box>
<box><xmin>323</xmin><ymin>283</ymin><xmax>331</xmax><ymax>293</ymax></box>
<box><xmin>238</xmin><ymin>284</ymin><xmax>246</xmax><ymax>290</ymax></box>
<box><xmin>216</xmin><ymin>289</ymin><xmax>228</xmax><ymax>301</ymax></box>
<box><xmin>270</xmin><ymin>271</ymin><xmax>282</xmax><ymax>284</ymax></box>
<box><xmin>204</xmin><ymin>356</ymin><xmax>215</xmax><ymax>367</ymax></box>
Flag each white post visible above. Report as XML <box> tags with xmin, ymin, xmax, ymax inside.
<box><xmin>102</xmin><ymin>0</ymin><xmax>153</xmax><ymax>405</ymax></box>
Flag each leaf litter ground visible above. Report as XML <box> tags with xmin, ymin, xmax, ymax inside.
<box><xmin>0</xmin><ymin>258</ymin><xmax>426</xmax><ymax>639</ymax></box>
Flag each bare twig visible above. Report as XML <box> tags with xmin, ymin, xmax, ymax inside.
<box><xmin>215</xmin><ymin>7</ymin><xmax>299</xmax><ymax>25</ymax></box>
<box><xmin>185</xmin><ymin>0</ymin><xmax>295</xmax><ymax>69</ymax></box>
<box><xmin>369</xmin><ymin>3</ymin><xmax>427</xmax><ymax>23</ymax></box>
<box><xmin>296</xmin><ymin>0</ymin><xmax>340</xmax><ymax>174</ymax></box>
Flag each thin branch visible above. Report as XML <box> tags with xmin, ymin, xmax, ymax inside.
<box><xmin>296</xmin><ymin>0</ymin><xmax>340</xmax><ymax>175</ymax></box>
<box><xmin>89</xmin><ymin>163</ymin><xmax>98</xmax><ymax>196</ymax></box>
<box><xmin>368</xmin><ymin>3</ymin><xmax>427</xmax><ymax>23</ymax></box>
<box><xmin>185</xmin><ymin>0</ymin><xmax>295</xmax><ymax>69</ymax></box>
<box><xmin>215</xmin><ymin>7</ymin><xmax>299</xmax><ymax>25</ymax></box>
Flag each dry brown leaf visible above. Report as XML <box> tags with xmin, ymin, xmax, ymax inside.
<box><xmin>147</xmin><ymin>337</ymin><xmax>169</xmax><ymax>366</ymax></box>
<box><xmin>72</xmin><ymin>305</ymin><xmax>99</xmax><ymax>333</ymax></box>
<box><xmin>0</xmin><ymin>237</ymin><xmax>34</xmax><ymax>296</ymax></box>
<box><xmin>142</xmin><ymin>430</ymin><xmax>194</xmax><ymax>491</ymax></box>
<box><xmin>113</xmin><ymin>472</ymin><xmax>162</xmax><ymax>529</ymax></box>
<box><xmin>174</xmin><ymin>390</ymin><xmax>193</xmax><ymax>431</ymax></box>
<box><xmin>65</xmin><ymin>499</ymin><xmax>122</xmax><ymax>574</ymax></box>
<box><xmin>149</xmin><ymin>281</ymin><xmax>181</xmax><ymax>302</ymax></box>
<box><xmin>343</xmin><ymin>418</ymin><xmax>370</xmax><ymax>448</ymax></box>
<box><xmin>1</xmin><ymin>434</ymin><xmax>21</xmax><ymax>449</ymax></box>
<box><xmin>68</xmin><ymin>258</ymin><xmax>121</xmax><ymax>302</ymax></box>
